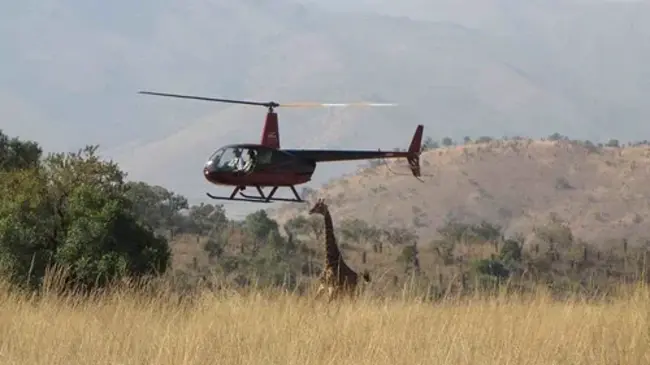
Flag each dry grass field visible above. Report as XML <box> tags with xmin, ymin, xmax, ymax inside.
<box><xmin>1</xmin><ymin>276</ymin><xmax>649</xmax><ymax>365</ymax></box>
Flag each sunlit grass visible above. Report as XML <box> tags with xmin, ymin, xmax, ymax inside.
<box><xmin>0</xmin><ymin>272</ymin><xmax>649</xmax><ymax>365</ymax></box>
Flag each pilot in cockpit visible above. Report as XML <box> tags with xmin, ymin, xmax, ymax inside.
<box><xmin>228</xmin><ymin>148</ymin><xmax>246</xmax><ymax>171</ymax></box>
<box><xmin>242</xmin><ymin>149</ymin><xmax>257</xmax><ymax>172</ymax></box>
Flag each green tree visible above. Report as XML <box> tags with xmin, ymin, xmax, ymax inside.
<box><xmin>383</xmin><ymin>227</ymin><xmax>418</xmax><ymax>246</ymax></box>
<box><xmin>499</xmin><ymin>238</ymin><xmax>523</xmax><ymax>272</ymax></box>
<box><xmin>284</xmin><ymin>215</ymin><xmax>311</xmax><ymax>237</ymax></box>
<box><xmin>0</xmin><ymin>167</ymin><xmax>54</xmax><ymax>286</ymax></box>
<box><xmin>243</xmin><ymin>210</ymin><xmax>280</xmax><ymax>255</ymax></box>
<box><xmin>398</xmin><ymin>244</ymin><xmax>421</xmax><ymax>275</ymax></box>
<box><xmin>471</xmin><ymin>258</ymin><xmax>510</xmax><ymax>288</ymax></box>
<box><xmin>437</xmin><ymin>219</ymin><xmax>473</xmax><ymax>242</ymax></box>
<box><xmin>244</xmin><ymin>210</ymin><xmax>279</xmax><ymax>240</ymax></box>
<box><xmin>499</xmin><ymin>239</ymin><xmax>522</xmax><ymax>263</ymax></box>
<box><xmin>0</xmin><ymin>130</ymin><xmax>42</xmax><ymax>171</ymax></box>
<box><xmin>340</xmin><ymin>219</ymin><xmax>383</xmax><ymax>252</ymax></box>
<box><xmin>471</xmin><ymin>221</ymin><xmax>502</xmax><ymax>242</ymax></box>
<box><xmin>340</xmin><ymin>218</ymin><xmax>370</xmax><ymax>245</ymax></box>
<box><xmin>306</xmin><ymin>215</ymin><xmax>325</xmax><ymax>241</ymax></box>
<box><xmin>0</xmin><ymin>143</ymin><xmax>170</xmax><ymax>290</ymax></box>
<box><xmin>186</xmin><ymin>203</ymin><xmax>228</xmax><ymax>236</ymax></box>
<box><xmin>437</xmin><ymin>219</ymin><xmax>501</xmax><ymax>244</ymax></box>
<box><xmin>124</xmin><ymin>181</ymin><xmax>189</xmax><ymax>237</ymax></box>
<box><xmin>534</xmin><ymin>214</ymin><xmax>574</xmax><ymax>249</ymax></box>
<box><xmin>204</xmin><ymin>229</ymin><xmax>229</xmax><ymax>260</ymax></box>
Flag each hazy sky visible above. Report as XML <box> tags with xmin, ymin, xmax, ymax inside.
<box><xmin>4</xmin><ymin>0</ymin><xmax>649</xmax><ymax>150</ymax></box>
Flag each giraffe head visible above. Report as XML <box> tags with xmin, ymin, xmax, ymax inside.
<box><xmin>308</xmin><ymin>198</ymin><xmax>329</xmax><ymax>215</ymax></box>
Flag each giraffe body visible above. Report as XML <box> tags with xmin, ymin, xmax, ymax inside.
<box><xmin>309</xmin><ymin>199</ymin><xmax>370</xmax><ymax>302</ymax></box>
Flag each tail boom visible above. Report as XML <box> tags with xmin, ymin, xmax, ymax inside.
<box><xmin>284</xmin><ymin>124</ymin><xmax>424</xmax><ymax>179</ymax></box>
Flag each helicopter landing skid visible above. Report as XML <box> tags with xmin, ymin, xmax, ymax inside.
<box><xmin>206</xmin><ymin>185</ymin><xmax>306</xmax><ymax>203</ymax></box>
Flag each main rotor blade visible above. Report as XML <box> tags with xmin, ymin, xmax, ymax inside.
<box><xmin>138</xmin><ymin>91</ymin><xmax>396</xmax><ymax>108</ymax></box>
<box><xmin>280</xmin><ymin>102</ymin><xmax>397</xmax><ymax>107</ymax></box>
<box><xmin>138</xmin><ymin>91</ymin><xmax>278</xmax><ymax>108</ymax></box>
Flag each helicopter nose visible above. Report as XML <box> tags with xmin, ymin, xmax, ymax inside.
<box><xmin>203</xmin><ymin>162</ymin><xmax>214</xmax><ymax>177</ymax></box>
<box><xmin>203</xmin><ymin>161</ymin><xmax>220</xmax><ymax>183</ymax></box>
<box><xmin>204</xmin><ymin>160</ymin><xmax>216</xmax><ymax>172</ymax></box>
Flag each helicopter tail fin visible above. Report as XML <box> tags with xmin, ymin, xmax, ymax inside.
<box><xmin>406</xmin><ymin>124</ymin><xmax>423</xmax><ymax>178</ymax></box>
<box><xmin>261</xmin><ymin>110</ymin><xmax>280</xmax><ymax>149</ymax></box>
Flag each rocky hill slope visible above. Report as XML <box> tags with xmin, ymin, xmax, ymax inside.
<box><xmin>269</xmin><ymin>137</ymin><xmax>650</xmax><ymax>246</ymax></box>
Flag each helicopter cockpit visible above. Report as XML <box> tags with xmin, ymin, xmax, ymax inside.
<box><xmin>205</xmin><ymin>146</ymin><xmax>272</xmax><ymax>173</ymax></box>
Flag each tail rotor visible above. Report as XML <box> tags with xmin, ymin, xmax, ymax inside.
<box><xmin>377</xmin><ymin>124</ymin><xmax>432</xmax><ymax>182</ymax></box>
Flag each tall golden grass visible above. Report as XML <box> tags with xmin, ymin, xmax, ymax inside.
<box><xmin>1</xmin><ymin>270</ymin><xmax>649</xmax><ymax>365</ymax></box>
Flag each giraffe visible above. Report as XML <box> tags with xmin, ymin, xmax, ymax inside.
<box><xmin>309</xmin><ymin>198</ymin><xmax>370</xmax><ymax>302</ymax></box>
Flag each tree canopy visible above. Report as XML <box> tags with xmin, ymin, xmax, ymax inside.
<box><xmin>0</xmin><ymin>131</ymin><xmax>170</xmax><ymax>290</ymax></box>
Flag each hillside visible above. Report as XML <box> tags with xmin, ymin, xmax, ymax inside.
<box><xmin>269</xmin><ymin>137</ymin><xmax>650</xmax><ymax>246</ymax></box>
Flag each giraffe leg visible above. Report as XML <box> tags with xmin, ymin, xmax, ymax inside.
<box><xmin>348</xmin><ymin>285</ymin><xmax>358</xmax><ymax>300</ymax></box>
<box><xmin>327</xmin><ymin>286</ymin><xmax>338</xmax><ymax>303</ymax></box>
<box><xmin>314</xmin><ymin>283</ymin><xmax>326</xmax><ymax>300</ymax></box>
<box><xmin>346</xmin><ymin>284</ymin><xmax>358</xmax><ymax>301</ymax></box>
<box><xmin>340</xmin><ymin>275</ymin><xmax>357</xmax><ymax>300</ymax></box>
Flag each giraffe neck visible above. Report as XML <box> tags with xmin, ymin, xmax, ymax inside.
<box><xmin>323</xmin><ymin>210</ymin><xmax>343</xmax><ymax>266</ymax></box>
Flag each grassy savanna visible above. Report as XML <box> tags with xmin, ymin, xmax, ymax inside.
<box><xmin>4</xmin><ymin>131</ymin><xmax>650</xmax><ymax>365</ymax></box>
<box><xmin>1</xmin><ymin>275</ymin><xmax>649</xmax><ymax>365</ymax></box>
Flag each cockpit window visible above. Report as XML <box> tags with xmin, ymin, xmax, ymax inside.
<box><xmin>205</xmin><ymin>146</ymin><xmax>271</xmax><ymax>173</ymax></box>
<box><xmin>207</xmin><ymin>149</ymin><xmax>224</xmax><ymax>166</ymax></box>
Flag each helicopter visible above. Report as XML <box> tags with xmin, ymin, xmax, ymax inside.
<box><xmin>138</xmin><ymin>91</ymin><xmax>423</xmax><ymax>204</ymax></box>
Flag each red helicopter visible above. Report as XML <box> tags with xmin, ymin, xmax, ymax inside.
<box><xmin>139</xmin><ymin>91</ymin><xmax>424</xmax><ymax>204</ymax></box>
